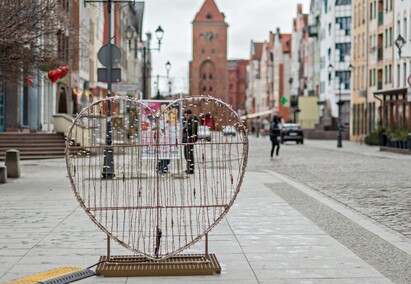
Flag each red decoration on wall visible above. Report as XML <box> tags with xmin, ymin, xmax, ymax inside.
<box><xmin>48</xmin><ymin>68</ymin><xmax>62</xmax><ymax>83</ymax></box>
<box><xmin>59</xmin><ymin>66</ymin><xmax>69</xmax><ymax>79</ymax></box>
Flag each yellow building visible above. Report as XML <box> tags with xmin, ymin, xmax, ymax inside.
<box><xmin>351</xmin><ymin>0</ymin><xmax>394</xmax><ymax>141</ymax></box>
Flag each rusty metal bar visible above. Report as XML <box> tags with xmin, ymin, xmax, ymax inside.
<box><xmin>86</xmin><ymin>205</ymin><xmax>229</xmax><ymax>211</ymax></box>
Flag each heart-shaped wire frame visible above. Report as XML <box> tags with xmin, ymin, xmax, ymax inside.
<box><xmin>66</xmin><ymin>96</ymin><xmax>248</xmax><ymax>260</ymax></box>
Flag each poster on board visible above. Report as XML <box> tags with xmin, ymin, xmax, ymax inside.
<box><xmin>140</xmin><ymin>100</ymin><xmax>181</xmax><ymax>159</ymax></box>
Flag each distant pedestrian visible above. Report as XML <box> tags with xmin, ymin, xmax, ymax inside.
<box><xmin>269</xmin><ymin>116</ymin><xmax>281</xmax><ymax>158</ymax></box>
<box><xmin>182</xmin><ymin>109</ymin><xmax>198</xmax><ymax>174</ymax></box>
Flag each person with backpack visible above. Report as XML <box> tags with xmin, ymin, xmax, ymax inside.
<box><xmin>269</xmin><ymin>116</ymin><xmax>281</xmax><ymax>159</ymax></box>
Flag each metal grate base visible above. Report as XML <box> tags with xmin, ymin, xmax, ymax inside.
<box><xmin>95</xmin><ymin>254</ymin><xmax>221</xmax><ymax>277</ymax></box>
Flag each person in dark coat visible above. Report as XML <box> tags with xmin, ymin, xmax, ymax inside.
<box><xmin>182</xmin><ymin>109</ymin><xmax>198</xmax><ymax>174</ymax></box>
<box><xmin>269</xmin><ymin>116</ymin><xmax>281</xmax><ymax>158</ymax></box>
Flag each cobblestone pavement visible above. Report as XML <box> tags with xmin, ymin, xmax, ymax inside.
<box><xmin>246</xmin><ymin>135</ymin><xmax>411</xmax><ymax>239</ymax></box>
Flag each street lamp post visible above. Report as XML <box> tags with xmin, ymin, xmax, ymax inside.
<box><xmin>328</xmin><ymin>63</ymin><xmax>351</xmax><ymax>148</ymax></box>
<box><xmin>165</xmin><ymin>61</ymin><xmax>172</xmax><ymax>96</ymax></box>
<box><xmin>126</xmin><ymin>25</ymin><xmax>164</xmax><ymax>99</ymax></box>
<box><xmin>336</xmin><ymin>79</ymin><xmax>343</xmax><ymax>148</ymax></box>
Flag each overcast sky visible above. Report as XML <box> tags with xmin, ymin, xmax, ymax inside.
<box><xmin>143</xmin><ymin>0</ymin><xmax>309</xmax><ymax>94</ymax></box>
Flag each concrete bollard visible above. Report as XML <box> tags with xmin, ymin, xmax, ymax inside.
<box><xmin>0</xmin><ymin>165</ymin><xmax>7</xmax><ymax>183</ymax></box>
<box><xmin>5</xmin><ymin>149</ymin><xmax>21</xmax><ymax>178</ymax></box>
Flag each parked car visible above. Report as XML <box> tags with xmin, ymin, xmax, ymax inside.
<box><xmin>222</xmin><ymin>125</ymin><xmax>236</xmax><ymax>136</ymax></box>
<box><xmin>280</xmin><ymin>123</ymin><xmax>304</xmax><ymax>144</ymax></box>
<box><xmin>197</xmin><ymin>125</ymin><xmax>211</xmax><ymax>141</ymax></box>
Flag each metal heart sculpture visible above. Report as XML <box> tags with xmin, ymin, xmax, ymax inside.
<box><xmin>66</xmin><ymin>96</ymin><xmax>248</xmax><ymax>260</ymax></box>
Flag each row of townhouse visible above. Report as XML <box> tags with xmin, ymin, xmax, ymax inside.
<box><xmin>0</xmin><ymin>1</ymin><xmax>154</xmax><ymax>134</ymax></box>
<box><xmin>245</xmin><ymin>0</ymin><xmax>411</xmax><ymax>142</ymax></box>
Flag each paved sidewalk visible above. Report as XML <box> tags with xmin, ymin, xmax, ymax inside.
<box><xmin>304</xmin><ymin>139</ymin><xmax>411</xmax><ymax>160</ymax></box>
<box><xmin>0</xmin><ymin>143</ymin><xmax>404</xmax><ymax>283</ymax></box>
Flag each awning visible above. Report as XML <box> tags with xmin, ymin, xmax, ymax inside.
<box><xmin>241</xmin><ymin>110</ymin><xmax>274</xmax><ymax>120</ymax></box>
<box><xmin>374</xmin><ymin>87</ymin><xmax>407</xmax><ymax>96</ymax></box>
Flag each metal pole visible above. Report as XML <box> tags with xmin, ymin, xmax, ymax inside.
<box><xmin>143</xmin><ymin>46</ymin><xmax>147</xmax><ymax>99</ymax></box>
<box><xmin>205</xmin><ymin>233</ymin><xmax>209</xmax><ymax>257</ymax></box>
<box><xmin>102</xmin><ymin>0</ymin><xmax>115</xmax><ymax>178</ymax></box>
<box><xmin>156</xmin><ymin>74</ymin><xmax>160</xmax><ymax>97</ymax></box>
<box><xmin>337</xmin><ymin>81</ymin><xmax>342</xmax><ymax>148</ymax></box>
<box><xmin>107</xmin><ymin>235</ymin><xmax>111</xmax><ymax>259</ymax></box>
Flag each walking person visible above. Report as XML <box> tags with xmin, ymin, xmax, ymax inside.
<box><xmin>269</xmin><ymin>116</ymin><xmax>281</xmax><ymax>159</ymax></box>
<box><xmin>182</xmin><ymin>109</ymin><xmax>198</xmax><ymax>174</ymax></box>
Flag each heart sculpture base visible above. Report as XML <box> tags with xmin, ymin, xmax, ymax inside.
<box><xmin>95</xmin><ymin>254</ymin><xmax>221</xmax><ymax>277</ymax></box>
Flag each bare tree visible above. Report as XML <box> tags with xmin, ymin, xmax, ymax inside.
<box><xmin>0</xmin><ymin>0</ymin><xmax>75</xmax><ymax>85</ymax></box>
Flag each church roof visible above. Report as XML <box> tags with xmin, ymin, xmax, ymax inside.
<box><xmin>193</xmin><ymin>0</ymin><xmax>225</xmax><ymax>22</ymax></box>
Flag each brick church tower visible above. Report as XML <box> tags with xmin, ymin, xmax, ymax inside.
<box><xmin>189</xmin><ymin>0</ymin><xmax>228</xmax><ymax>102</ymax></box>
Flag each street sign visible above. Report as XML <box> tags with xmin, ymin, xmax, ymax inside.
<box><xmin>98</xmin><ymin>44</ymin><xmax>121</xmax><ymax>67</ymax></box>
<box><xmin>280</xmin><ymin>96</ymin><xmax>288</xmax><ymax>105</ymax></box>
<box><xmin>112</xmin><ymin>83</ymin><xmax>139</xmax><ymax>92</ymax></box>
<box><xmin>97</xmin><ymin>68</ymin><xmax>121</xmax><ymax>82</ymax></box>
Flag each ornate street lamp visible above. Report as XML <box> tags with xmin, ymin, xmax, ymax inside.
<box><xmin>394</xmin><ymin>34</ymin><xmax>407</xmax><ymax>59</ymax></box>
<box><xmin>395</xmin><ymin>34</ymin><xmax>411</xmax><ymax>59</ymax></box>
<box><xmin>126</xmin><ymin>25</ymin><xmax>164</xmax><ymax>99</ymax></box>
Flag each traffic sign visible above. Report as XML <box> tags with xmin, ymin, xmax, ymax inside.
<box><xmin>280</xmin><ymin>96</ymin><xmax>288</xmax><ymax>105</ymax></box>
<box><xmin>97</xmin><ymin>68</ymin><xmax>121</xmax><ymax>82</ymax></box>
<box><xmin>407</xmin><ymin>74</ymin><xmax>411</xmax><ymax>87</ymax></box>
<box><xmin>112</xmin><ymin>83</ymin><xmax>139</xmax><ymax>92</ymax></box>
<box><xmin>98</xmin><ymin>44</ymin><xmax>121</xmax><ymax>67</ymax></box>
